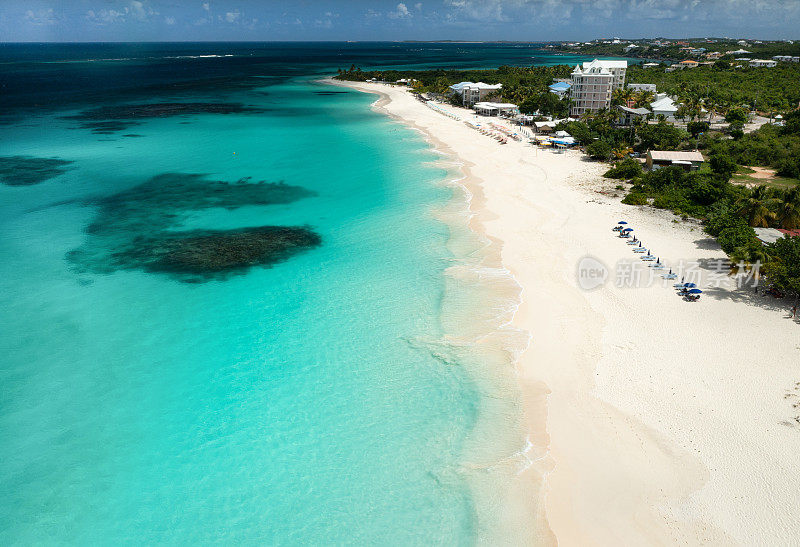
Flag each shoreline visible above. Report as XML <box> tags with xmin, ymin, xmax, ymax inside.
<box><xmin>330</xmin><ymin>79</ymin><xmax>800</xmax><ymax>544</ymax></box>
<box><xmin>321</xmin><ymin>79</ymin><xmax>556</xmax><ymax>545</ymax></box>
<box><xmin>325</xmin><ymin>77</ymin><xmax>553</xmax><ymax>542</ymax></box>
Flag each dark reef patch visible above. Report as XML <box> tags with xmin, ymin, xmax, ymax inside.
<box><xmin>106</xmin><ymin>226</ymin><xmax>321</xmax><ymax>282</ymax></box>
<box><xmin>0</xmin><ymin>156</ymin><xmax>74</xmax><ymax>186</ymax></box>
<box><xmin>67</xmin><ymin>173</ymin><xmax>319</xmax><ymax>282</ymax></box>
<box><xmin>65</xmin><ymin>102</ymin><xmax>265</xmax><ymax>133</ymax></box>
<box><xmin>79</xmin><ymin>120</ymin><xmax>142</xmax><ymax>134</ymax></box>
<box><xmin>314</xmin><ymin>91</ymin><xmax>349</xmax><ymax>95</ymax></box>
<box><xmin>122</xmin><ymin>134</ymin><xmax>144</xmax><ymax>138</ymax></box>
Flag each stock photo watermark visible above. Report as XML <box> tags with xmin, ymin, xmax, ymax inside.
<box><xmin>576</xmin><ymin>255</ymin><xmax>762</xmax><ymax>291</ymax></box>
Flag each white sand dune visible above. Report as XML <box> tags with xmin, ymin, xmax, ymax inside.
<box><xmin>333</xmin><ymin>80</ymin><xmax>800</xmax><ymax>545</ymax></box>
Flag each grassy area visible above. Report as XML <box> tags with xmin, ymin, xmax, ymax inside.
<box><xmin>731</xmin><ymin>166</ymin><xmax>800</xmax><ymax>189</ymax></box>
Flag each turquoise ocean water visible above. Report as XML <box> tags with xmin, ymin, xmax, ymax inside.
<box><xmin>0</xmin><ymin>43</ymin><xmax>620</xmax><ymax>543</ymax></box>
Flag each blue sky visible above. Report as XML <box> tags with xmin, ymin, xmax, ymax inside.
<box><xmin>2</xmin><ymin>1</ymin><xmax>798</xmax><ymax>42</ymax></box>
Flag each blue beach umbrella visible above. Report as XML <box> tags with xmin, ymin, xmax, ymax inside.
<box><xmin>688</xmin><ymin>289</ymin><xmax>703</xmax><ymax>294</ymax></box>
<box><xmin>618</xmin><ymin>221</ymin><xmax>628</xmax><ymax>225</ymax></box>
<box><xmin>623</xmin><ymin>228</ymin><xmax>634</xmax><ymax>232</ymax></box>
<box><xmin>683</xmin><ymin>283</ymin><xmax>697</xmax><ymax>288</ymax></box>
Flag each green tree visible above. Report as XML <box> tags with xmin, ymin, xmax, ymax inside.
<box><xmin>737</xmin><ymin>186</ymin><xmax>778</xmax><ymax>227</ymax></box>
<box><xmin>725</xmin><ymin>107</ymin><xmax>749</xmax><ymax>125</ymax></box>
<box><xmin>709</xmin><ymin>153</ymin><xmax>737</xmax><ymax>180</ymax></box>
<box><xmin>637</xmin><ymin>121</ymin><xmax>687</xmax><ymax>151</ymax></box>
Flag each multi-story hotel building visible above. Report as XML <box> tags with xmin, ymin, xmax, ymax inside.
<box><xmin>569</xmin><ymin>59</ymin><xmax>627</xmax><ymax>117</ymax></box>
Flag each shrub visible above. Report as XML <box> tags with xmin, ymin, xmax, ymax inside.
<box><xmin>622</xmin><ymin>192</ymin><xmax>649</xmax><ymax>205</ymax></box>
<box><xmin>586</xmin><ymin>140</ymin><xmax>613</xmax><ymax>161</ymax></box>
<box><xmin>710</xmin><ymin>153</ymin><xmax>737</xmax><ymax>180</ymax></box>
<box><xmin>603</xmin><ymin>158</ymin><xmax>643</xmax><ymax>179</ymax></box>
<box><xmin>776</xmin><ymin>157</ymin><xmax>800</xmax><ymax>179</ymax></box>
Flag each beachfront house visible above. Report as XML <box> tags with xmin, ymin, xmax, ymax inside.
<box><xmin>548</xmin><ymin>81</ymin><xmax>572</xmax><ymax>99</ymax></box>
<box><xmin>678</xmin><ymin>60</ymin><xmax>699</xmax><ymax>69</ymax></box>
<box><xmin>448</xmin><ymin>81</ymin><xmax>502</xmax><ymax>107</ymax></box>
<box><xmin>533</xmin><ymin>118</ymin><xmax>567</xmax><ymax>134</ymax></box>
<box><xmin>616</xmin><ymin>105</ymin><xmax>651</xmax><ymax>126</ymax></box>
<box><xmin>473</xmin><ymin>102</ymin><xmax>519</xmax><ymax>117</ymax></box>
<box><xmin>749</xmin><ymin>59</ymin><xmax>777</xmax><ymax>68</ymax></box>
<box><xmin>646</xmin><ymin>150</ymin><xmax>704</xmax><ymax>171</ymax></box>
<box><xmin>650</xmin><ymin>94</ymin><xmax>679</xmax><ymax>121</ymax></box>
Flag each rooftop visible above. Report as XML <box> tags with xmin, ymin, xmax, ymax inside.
<box><xmin>648</xmin><ymin>150</ymin><xmax>704</xmax><ymax>162</ymax></box>
<box><xmin>582</xmin><ymin>59</ymin><xmax>628</xmax><ymax>69</ymax></box>
<box><xmin>618</xmin><ymin>106</ymin><xmax>651</xmax><ymax>115</ymax></box>
<box><xmin>449</xmin><ymin>81</ymin><xmax>502</xmax><ymax>91</ymax></box>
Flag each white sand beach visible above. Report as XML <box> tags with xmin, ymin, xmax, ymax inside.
<box><xmin>333</xmin><ymin>80</ymin><xmax>800</xmax><ymax>545</ymax></box>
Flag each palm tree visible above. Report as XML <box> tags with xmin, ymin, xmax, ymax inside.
<box><xmin>612</xmin><ymin>87</ymin><xmax>634</xmax><ymax>107</ymax></box>
<box><xmin>737</xmin><ymin>186</ymin><xmax>778</xmax><ymax>227</ymax></box>
<box><xmin>634</xmin><ymin>90</ymin><xmax>655</xmax><ymax>108</ymax></box>
<box><xmin>776</xmin><ymin>187</ymin><xmax>800</xmax><ymax>229</ymax></box>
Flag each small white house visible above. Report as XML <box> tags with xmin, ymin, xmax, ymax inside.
<box><xmin>650</xmin><ymin>95</ymin><xmax>679</xmax><ymax>120</ymax></box>
<box><xmin>772</xmin><ymin>55</ymin><xmax>800</xmax><ymax>63</ymax></box>
<box><xmin>628</xmin><ymin>83</ymin><xmax>657</xmax><ymax>93</ymax></box>
<box><xmin>749</xmin><ymin>59</ymin><xmax>777</xmax><ymax>68</ymax></box>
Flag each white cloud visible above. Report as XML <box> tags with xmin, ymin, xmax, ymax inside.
<box><xmin>86</xmin><ymin>8</ymin><xmax>127</xmax><ymax>24</ymax></box>
<box><xmin>25</xmin><ymin>8</ymin><xmax>57</xmax><ymax>25</ymax></box>
<box><xmin>164</xmin><ymin>16</ymin><xmax>175</xmax><ymax>25</ymax></box>
<box><xmin>443</xmin><ymin>0</ymin><xmax>509</xmax><ymax>22</ymax></box>
<box><xmin>85</xmin><ymin>1</ymin><xmax>156</xmax><ymax>24</ymax></box>
<box><xmin>202</xmin><ymin>2</ymin><xmax>210</xmax><ymax>11</ymax></box>
<box><xmin>415</xmin><ymin>3</ymin><xmax>423</xmax><ymax>10</ymax></box>
<box><xmin>225</xmin><ymin>10</ymin><xmax>241</xmax><ymax>23</ymax></box>
<box><xmin>388</xmin><ymin>2</ymin><xmax>412</xmax><ymax>18</ymax></box>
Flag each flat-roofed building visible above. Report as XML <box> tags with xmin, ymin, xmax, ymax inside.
<box><xmin>628</xmin><ymin>83</ymin><xmax>657</xmax><ymax>93</ymax></box>
<box><xmin>749</xmin><ymin>59</ymin><xmax>777</xmax><ymax>67</ymax></box>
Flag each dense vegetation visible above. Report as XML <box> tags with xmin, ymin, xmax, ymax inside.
<box><xmin>626</xmin><ymin>63</ymin><xmax>800</xmax><ymax>113</ymax></box>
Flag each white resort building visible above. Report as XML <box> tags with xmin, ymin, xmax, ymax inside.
<box><xmin>570</xmin><ymin>60</ymin><xmax>613</xmax><ymax>117</ymax></box>
<box><xmin>569</xmin><ymin>59</ymin><xmax>628</xmax><ymax>117</ymax></box>
<box><xmin>583</xmin><ymin>59</ymin><xmax>627</xmax><ymax>90</ymax></box>
<box><xmin>448</xmin><ymin>81</ymin><xmax>502</xmax><ymax>106</ymax></box>
<box><xmin>749</xmin><ymin>59</ymin><xmax>778</xmax><ymax>68</ymax></box>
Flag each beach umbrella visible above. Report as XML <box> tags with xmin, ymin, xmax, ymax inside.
<box><xmin>684</xmin><ymin>283</ymin><xmax>697</xmax><ymax>288</ymax></box>
<box><xmin>623</xmin><ymin>228</ymin><xmax>634</xmax><ymax>232</ymax></box>
<box><xmin>618</xmin><ymin>221</ymin><xmax>628</xmax><ymax>225</ymax></box>
<box><xmin>688</xmin><ymin>289</ymin><xmax>703</xmax><ymax>294</ymax></box>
